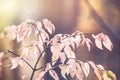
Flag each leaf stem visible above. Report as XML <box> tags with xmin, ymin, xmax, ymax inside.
<box><xmin>29</xmin><ymin>48</ymin><xmax>46</xmax><ymax>80</ymax></box>
<box><xmin>7</xmin><ymin>50</ymin><xmax>33</xmax><ymax>70</ymax></box>
<box><xmin>8</xmin><ymin>50</ymin><xmax>20</xmax><ymax>56</ymax></box>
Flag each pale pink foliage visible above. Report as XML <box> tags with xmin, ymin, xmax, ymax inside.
<box><xmin>49</xmin><ymin>70</ymin><xmax>59</xmax><ymax>80</ymax></box>
<box><xmin>3</xmin><ymin>19</ymin><xmax>115</xmax><ymax>80</ymax></box>
<box><xmin>35</xmin><ymin>21</ymin><xmax>49</xmax><ymax>42</ymax></box>
<box><xmin>72</xmin><ymin>31</ymin><xmax>84</xmax><ymax>47</ymax></box>
<box><xmin>81</xmin><ymin>62</ymin><xmax>90</xmax><ymax>77</ymax></box>
<box><xmin>45</xmin><ymin>63</ymin><xmax>59</xmax><ymax>80</ymax></box>
<box><xmin>35</xmin><ymin>71</ymin><xmax>46</xmax><ymax>80</ymax></box>
<box><xmin>75</xmin><ymin>62</ymin><xmax>83</xmax><ymax>80</ymax></box>
<box><xmin>97</xmin><ymin>64</ymin><xmax>104</xmax><ymax>70</ymax></box>
<box><xmin>67</xmin><ymin>59</ymin><xmax>76</xmax><ymax>77</ymax></box>
<box><xmin>0</xmin><ymin>52</ymin><xmax>4</xmax><ymax>67</ymax></box>
<box><xmin>0</xmin><ymin>52</ymin><xmax>4</xmax><ymax>59</ymax></box>
<box><xmin>84</xmin><ymin>38</ymin><xmax>92</xmax><ymax>51</ymax></box>
<box><xmin>10</xmin><ymin>57</ymin><xmax>24</xmax><ymax>69</ymax></box>
<box><xmin>43</xmin><ymin>19</ymin><xmax>55</xmax><ymax>35</ymax></box>
<box><xmin>60</xmin><ymin>65</ymin><xmax>68</xmax><ymax>79</ymax></box>
<box><xmin>92</xmin><ymin>33</ymin><xmax>113</xmax><ymax>51</ymax></box>
<box><xmin>17</xmin><ymin>22</ymin><xmax>32</xmax><ymax>42</ymax></box>
<box><xmin>5</xmin><ymin>25</ymin><xmax>17</xmax><ymax>40</ymax></box>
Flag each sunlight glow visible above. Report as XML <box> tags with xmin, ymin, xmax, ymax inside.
<box><xmin>0</xmin><ymin>0</ymin><xmax>17</xmax><ymax>16</ymax></box>
<box><xmin>0</xmin><ymin>0</ymin><xmax>17</xmax><ymax>28</ymax></box>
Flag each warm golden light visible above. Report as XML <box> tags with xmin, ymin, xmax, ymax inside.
<box><xmin>0</xmin><ymin>0</ymin><xmax>17</xmax><ymax>29</ymax></box>
<box><xmin>0</xmin><ymin>0</ymin><xmax>16</xmax><ymax>13</ymax></box>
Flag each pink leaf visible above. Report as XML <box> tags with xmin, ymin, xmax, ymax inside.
<box><xmin>36</xmin><ymin>21</ymin><xmax>42</xmax><ymax>31</ymax></box>
<box><xmin>17</xmin><ymin>23</ymin><xmax>32</xmax><ymax>42</ymax></box>
<box><xmin>60</xmin><ymin>65</ymin><xmax>67</xmax><ymax>79</ymax></box>
<box><xmin>67</xmin><ymin>60</ymin><xmax>76</xmax><ymax>77</ymax></box>
<box><xmin>102</xmin><ymin>35</ymin><xmax>113</xmax><ymax>51</ymax></box>
<box><xmin>10</xmin><ymin>57</ymin><xmax>24</xmax><ymax>69</ymax></box>
<box><xmin>64</xmin><ymin>46</ymin><xmax>76</xmax><ymax>58</ymax></box>
<box><xmin>92</xmin><ymin>34</ymin><xmax>103</xmax><ymax>50</ymax></box>
<box><xmin>88</xmin><ymin>61</ymin><xmax>102</xmax><ymax>80</ymax></box>
<box><xmin>35</xmin><ymin>21</ymin><xmax>50</xmax><ymax>42</ymax></box>
<box><xmin>95</xmin><ymin>38</ymin><xmax>103</xmax><ymax>50</ymax></box>
<box><xmin>75</xmin><ymin>62</ymin><xmax>83</xmax><ymax>80</ymax></box>
<box><xmin>0</xmin><ymin>52</ymin><xmax>4</xmax><ymax>66</ymax></box>
<box><xmin>38</xmin><ymin>29</ymin><xmax>49</xmax><ymax>42</ymax></box>
<box><xmin>49</xmin><ymin>70</ymin><xmax>59</xmax><ymax>80</ymax></box>
<box><xmin>43</xmin><ymin>19</ymin><xmax>55</xmax><ymax>35</ymax></box>
<box><xmin>72</xmin><ymin>31</ymin><xmax>84</xmax><ymax>47</ymax></box>
<box><xmin>50</xmin><ymin>35</ymin><xmax>63</xmax><ymax>65</ymax></box>
<box><xmin>85</xmin><ymin>38</ymin><xmax>92</xmax><ymax>51</ymax></box>
<box><xmin>5</xmin><ymin>25</ymin><xmax>17</xmax><ymax>40</ymax></box>
<box><xmin>97</xmin><ymin>64</ymin><xmax>104</xmax><ymax>70</ymax></box>
<box><xmin>10</xmin><ymin>57</ymin><xmax>19</xmax><ymax>69</ymax></box>
<box><xmin>59</xmin><ymin>52</ymin><xmax>66</xmax><ymax>64</ymax></box>
<box><xmin>35</xmin><ymin>71</ymin><xmax>46</xmax><ymax>80</ymax></box>
<box><xmin>81</xmin><ymin>62</ymin><xmax>90</xmax><ymax>77</ymax></box>
<box><xmin>92</xmin><ymin>33</ymin><xmax>113</xmax><ymax>51</ymax></box>
<box><xmin>0</xmin><ymin>52</ymin><xmax>4</xmax><ymax>59</ymax></box>
<box><xmin>45</xmin><ymin>63</ymin><xmax>52</xmax><ymax>71</ymax></box>
<box><xmin>50</xmin><ymin>45</ymin><xmax>61</xmax><ymax>65</ymax></box>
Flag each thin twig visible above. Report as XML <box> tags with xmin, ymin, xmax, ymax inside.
<box><xmin>29</xmin><ymin>25</ymin><xmax>47</xmax><ymax>80</ymax></box>
<box><xmin>8</xmin><ymin>50</ymin><xmax>20</xmax><ymax>56</ymax></box>
<box><xmin>22</xmin><ymin>59</ymin><xmax>34</xmax><ymax>70</ymax></box>
<box><xmin>7</xmin><ymin>50</ymin><xmax>33</xmax><ymax>70</ymax></box>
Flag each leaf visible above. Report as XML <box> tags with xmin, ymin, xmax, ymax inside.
<box><xmin>49</xmin><ymin>70</ymin><xmax>59</xmax><ymax>80</ymax></box>
<box><xmin>97</xmin><ymin>64</ymin><xmax>104</xmax><ymax>70</ymax></box>
<box><xmin>36</xmin><ymin>21</ymin><xmax>42</xmax><ymax>31</ymax></box>
<box><xmin>10</xmin><ymin>57</ymin><xmax>19</xmax><ymax>69</ymax></box>
<box><xmin>81</xmin><ymin>62</ymin><xmax>90</xmax><ymax>77</ymax></box>
<box><xmin>107</xmin><ymin>70</ymin><xmax>117</xmax><ymax>80</ymax></box>
<box><xmin>21</xmin><ymin>75</ymin><xmax>26</xmax><ymax>80</ymax></box>
<box><xmin>67</xmin><ymin>59</ymin><xmax>76</xmax><ymax>78</ymax></box>
<box><xmin>64</xmin><ymin>46</ymin><xmax>76</xmax><ymax>58</ymax></box>
<box><xmin>92</xmin><ymin>33</ymin><xmax>113</xmax><ymax>51</ymax></box>
<box><xmin>103</xmin><ymin>71</ymin><xmax>111</xmax><ymax>80</ymax></box>
<box><xmin>0</xmin><ymin>52</ymin><xmax>4</xmax><ymax>66</ymax></box>
<box><xmin>5</xmin><ymin>25</ymin><xmax>17</xmax><ymax>40</ymax></box>
<box><xmin>50</xmin><ymin>35</ymin><xmax>64</xmax><ymax>65</ymax></box>
<box><xmin>35</xmin><ymin>71</ymin><xmax>46</xmax><ymax>80</ymax></box>
<box><xmin>17</xmin><ymin>23</ymin><xmax>32</xmax><ymax>42</ymax></box>
<box><xmin>36</xmin><ymin>21</ymin><xmax>49</xmax><ymax>42</ymax></box>
<box><xmin>45</xmin><ymin>63</ymin><xmax>52</xmax><ymax>71</ymax></box>
<box><xmin>59</xmin><ymin>52</ymin><xmax>66</xmax><ymax>64</ymax></box>
<box><xmin>0</xmin><ymin>52</ymin><xmax>4</xmax><ymax>59</ymax></box>
<box><xmin>85</xmin><ymin>38</ymin><xmax>92</xmax><ymax>51</ymax></box>
<box><xmin>102</xmin><ymin>35</ymin><xmax>113</xmax><ymax>51</ymax></box>
<box><xmin>10</xmin><ymin>57</ymin><xmax>24</xmax><ymax>69</ymax></box>
<box><xmin>60</xmin><ymin>65</ymin><xmax>67</xmax><ymax>79</ymax></box>
<box><xmin>92</xmin><ymin>34</ymin><xmax>103</xmax><ymax>50</ymax></box>
<box><xmin>43</xmin><ymin>19</ymin><xmax>55</xmax><ymax>35</ymax></box>
<box><xmin>62</xmin><ymin>36</ymin><xmax>76</xmax><ymax>50</ymax></box>
<box><xmin>88</xmin><ymin>61</ymin><xmax>102</xmax><ymax>80</ymax></box>
<box><xmin>72</xmin><ymin>31</ymin><xmax>84</xmax><ymax>47</ymax></box>
<box><xmin>75</xmin><ymin>62</ymin><xmax>83</xmax><ymax>80</ymax></box>
<box><xmin>50</xmin><ymin>45</ymin><xmax>61</xmax><ymax>65</ymax></box>
<box><xmin>38</xmin><ymin>29</ymin><xmax>49</xmax><ymax>42</ymax></box>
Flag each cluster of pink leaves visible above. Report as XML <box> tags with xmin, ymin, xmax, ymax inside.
<box><xmin>5</xmin><ymin>19</ymin><xmax>55</xmax><ymax>69</ymax></box>
<box><xmin>4</xmin><ymin>19</ymin><xmax>114</xmax><ymax>80</ymax></box>
<box><xmin>35</xmin><ymin>31</ymin><xmax>112</xmax><ymax>80</ymax></box>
